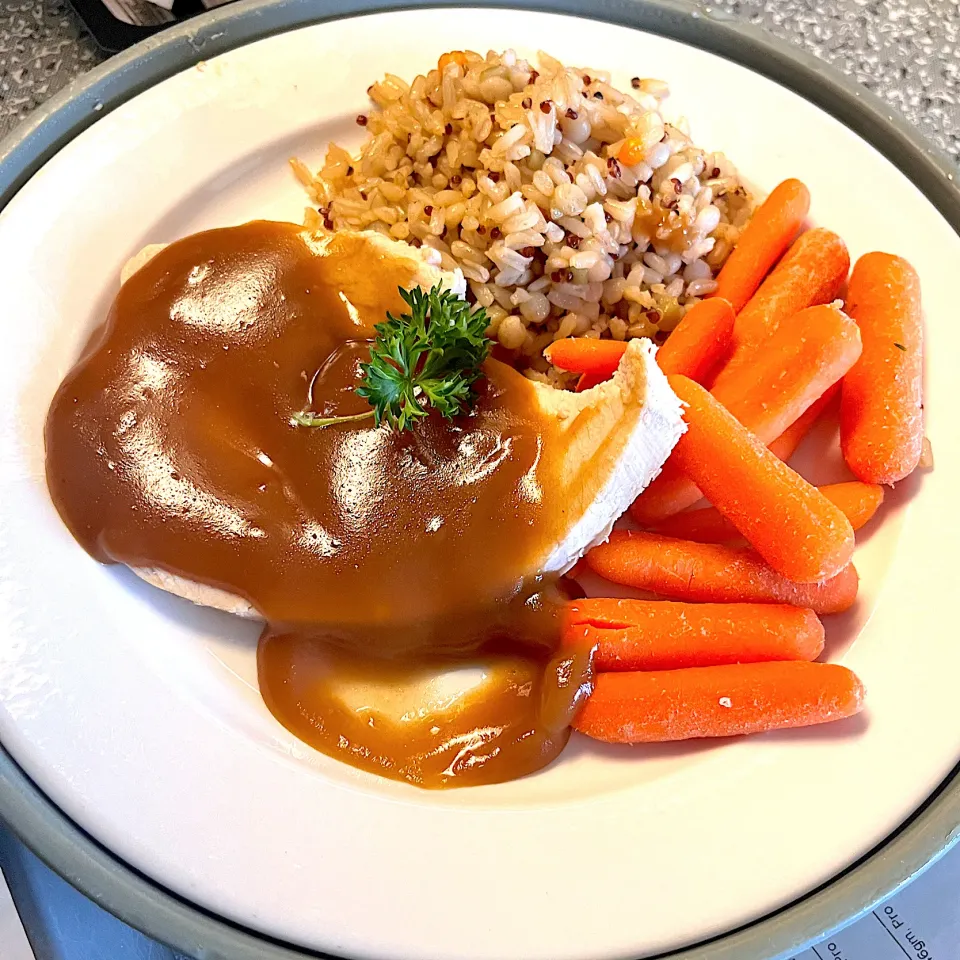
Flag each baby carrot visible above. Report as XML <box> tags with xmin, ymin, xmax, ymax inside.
<box><xmin>631</xmin><ymin>304</ymin><xmax>861</xmax><ymax>524</ymax></box>
<box><xmin>711</xmin><ymin>228</ymin><xmax>850</xmax><ymax>391</ymax></box>
<box><xmin>655</xmin><ymin>297</ymin><xmax>735</xmax><ymax>382</ymax></box>
<box><xmin>650</xmin><ymin>503</ymin><xmax>758</xmax><ymax>544</ymax></box>
<box><xmin>438</xmin><ymin>51</ymin><xmax>470</xmax><ymax>72</ymax></box>
<box><xmin>840</xmin><ymin>253</ymin><xmax>924</xmax><ymax>484</ymax></box>
<box><xmin>767</xmin><ymin>383</ymin><xmax>840</xmax><ymax>461</ymax></box>
<box><xmin>576</xmin><ymin>371</ymin><xmax>609</xmax><ymax>392</ymax></box>
<box><xmin>550</xmin><ymin>299</ymin><xmax>733</xmax><ymax>389</ymax></box>
<box><xmin>814</xmin><ymin>481</ymin><xmax>885</xmax><ymax>528</ymax></box>
<box><xmin>712</xmin><ymin>179</ymin><xmax>811</xmax><ymax>312</ymax></box>
<box><xmin>666</xmin><ymin>375</ymin><xmax>854</xmax><ymax>582</ymax></box>
<box><xmin>628</xmin><ymin>458</ymin><xmax>691</xmax><ymax>521</ymax></box>
<box><xmin>651</xmin><ymin>481</ymin><xmax>884</xmax><ymax>544</ymax></box>
<box><xmin>573</xmin><ymin>661</ymin><xmax>865</xmax><ymax>743</ymax></box>
<box><xmin>564</xmin><ymin>598</ymin><xmax>824</xmax><ymax>670</ymax></box>
<box><xmin>710</xmin><ymin>305</ymin><xmax>859</xmax><ymax>435</ymax></box>
<box><xmin>586</xmin><ymin>532</ymin><xmax>859</xmax><ymax>614</ymax></box>
<box><xmin>545</xmin><ymin>338</ymin><xmax>627</xmax><ymax>376</ymax></box>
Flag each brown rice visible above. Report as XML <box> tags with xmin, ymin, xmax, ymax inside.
<box><xmin>294</xmin><ymin>49</ymin><xmax>753</xmax><ymax>386</ymax></box>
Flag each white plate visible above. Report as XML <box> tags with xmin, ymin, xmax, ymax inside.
<box><xmin>0</xmin><ymin>9</ymin><xmax>958</xmax><ymax>960</ymax></box>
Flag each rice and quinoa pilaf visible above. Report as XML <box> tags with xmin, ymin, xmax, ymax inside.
<box><xmin>294</xmin><ymin>49</ymin><xmax>753</xmax><ymax>387</ymax></box>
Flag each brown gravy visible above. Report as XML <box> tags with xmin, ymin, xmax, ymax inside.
<box><xmin>44</xmin><ymin>221</ymin><xmax>593</xmax><ymax>788</ymax></box>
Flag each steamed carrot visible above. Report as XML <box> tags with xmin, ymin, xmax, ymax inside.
<box><xmin>576</xmin><ymin>371</ymin><xmax>609</xmax><ymax>392</ymax></box>
<box><xmin>586</xmin><ymin>532</ymin><xmax>859</xmax><ymax>614</ymax></box>
<box><xmin>710</xmin><ymin>305</ymin><xmax>859</xmax><ymax>431</ymax></box>
<box><xmin>767</xmin><ymin>383</ymin><xmax>840</xmax><ymax>461</ymax></box>
<box><xmin>655</xmin><ymin>297</ymin><xmax>735</xmax><ymax>382</ymax></box>
<box><xmin>711</xmin><ymin>179</ymin><xmax>811</xmax><ymax>312</ymax></box>
<box><xmin>550</xmin><ymin>298</ymin><xmax>734</xmax><ymax>390</ymax></box>
<box><xmin>628</xmin><ymin>458</ymin><xmax>692</xmax><ymax>523</ymax></box>
<box><xmin>631</xmin><ymin>304</ymin><xmax>861</xmax><ymax>524</ymax></box>
<box><xmin>438</xmin><ymin>51</ymin><xmax>470</xmax><ymax>72</ymax></box>
<box><xmin>573</xmin><ymin>661</ymin><xmax>865</xmax><ymax>743</ymax></box>
<box><xmin>711</xmin><ymin>228</ymin><xmax>850</xmax><ymax>391</ymax></box>
<box><xmin>665</xmin><ymin>375</ymin><xmax>854</xmax><ymax>582</ymax></box>
<box><xmin>545</xmin><ymin>338</ymin><xmax>627</xmax><ymax>377</ymax></box>
<box><xmin>565</xmin><ymin>598</ymin><xmax>824</xmax><ymax>670</ymax></box>
<box><xmin>649</xmin><ymin>504</ymin><xmax>754</xmax><ymax>545</ymax></box>
<box><xmin>840</xmin><ymin>253</ymin><xmax>924</xmax><ymax>484</ymax></box>
<box><xmin>651</xmin><ymin>481</ymin><xmax>884</xmax><ymax>544</ymax></box>
<box><xmin>808</xmin><ymin>481</ymin><xmax>884</xmax><ymax>528</ymax></box>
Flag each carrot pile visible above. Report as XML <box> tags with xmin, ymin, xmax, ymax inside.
<box><xmin>709</xmin><ymin>228</ymin><xmax>851</xmax><ymax>391</ymax></box>
<box><xmin>630</xmin><ymin>302</ymin><xmax>863</xmax><ymax>525</ymax></box>
<box><xmin>546</xmin><ymin>177</ymin><xmax>927</xmax><ymax>747</ymax></box>
<box><xmin>665</xmin><ymin>374</ymin><xmax>855</xmax><ymax>583</ymax></box>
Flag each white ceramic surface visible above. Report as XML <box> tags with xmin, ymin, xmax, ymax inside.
<box><xmin>0</xmin><ymin>9</ymin><xmax>958</xmax><ymax>960</ymax></box>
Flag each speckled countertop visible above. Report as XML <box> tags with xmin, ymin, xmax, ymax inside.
<box><xmin>0</xmin><ymin>0</ymin><xmax>958</xmax><ymax>160</ymax></box>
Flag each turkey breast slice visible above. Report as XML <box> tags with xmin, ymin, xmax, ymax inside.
<box><xmin>121</xmin><ymin>231</ymin><xmax>685</xmax><ymax>619</ymax></box>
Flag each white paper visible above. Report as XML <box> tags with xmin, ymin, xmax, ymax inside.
<box><xmin>798</xmin><ymin>840</ymin><xmax>960</xmax><ymax>960</ymax></box>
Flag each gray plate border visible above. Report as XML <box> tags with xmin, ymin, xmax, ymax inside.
<box><xmin>0</xmin><ymin>1</ymin><xmax>958</xmax><ymax>958</ymax></box>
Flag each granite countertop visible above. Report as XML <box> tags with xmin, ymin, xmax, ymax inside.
<box><xmin>0</xmin><ymin>0</ymin><xmax>959</xmax><ymax>161</ymax></box>
<box><xmin>0</xmin><ymin>1</ymin><xmax>98</xmax><ymax>139</ymax></box>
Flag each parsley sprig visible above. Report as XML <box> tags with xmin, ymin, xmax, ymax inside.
<box><xmin>292</xmin><ymin>285</ymin><xmax>491</xmax><ymax>432</ymax></box>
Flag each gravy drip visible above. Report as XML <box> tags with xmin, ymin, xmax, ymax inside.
<box><xmin>45</xmin><ymin>221</ymin><xmax>593</xmax><ymax>788</ymax></box>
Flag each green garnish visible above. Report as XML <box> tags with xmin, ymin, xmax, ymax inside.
<box><xmin>292</xmin><ymin>284</ymin><xmax>491</xmax><ymax>432</ymax></box>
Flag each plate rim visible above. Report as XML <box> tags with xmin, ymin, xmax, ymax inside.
<box><xmin>1</xmin><ymin>1</ymin><xmax>958</xmax><ymax>958</ymax></box>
